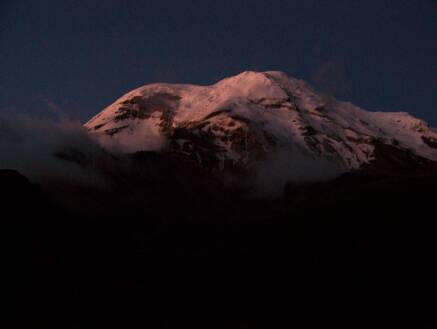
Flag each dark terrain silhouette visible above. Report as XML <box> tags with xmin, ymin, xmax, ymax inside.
<box><xmin>4</xmin><ymin>151</ymin><xmax>437</xmax><ymax>329</ymax></box>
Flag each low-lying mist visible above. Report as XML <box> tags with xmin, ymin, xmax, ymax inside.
<box><xmin>0</xmin><ymin>111</ymin><xmax>108</xmax><ymax>187</ymax></box>
<box><xmin>0</xmin><ymin>110</ymin><xmax>343</xmax><ymax>197</ymax></box>
<box><xmin>253</xmin><ymin>147</ymin><xmax>343</xmax><ymax>197</ymax></box>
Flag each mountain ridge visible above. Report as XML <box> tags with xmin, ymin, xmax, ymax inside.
<box><xmin>85</xmin><ymin>71</ymin><xmax>437</xmax><ymax>173</ymax></box>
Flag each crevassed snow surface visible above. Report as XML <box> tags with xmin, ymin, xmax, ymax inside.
<box><xmin>85</xmin><ymin>71</ymin><xmax>437</xmax><ymax>169</ymax></box>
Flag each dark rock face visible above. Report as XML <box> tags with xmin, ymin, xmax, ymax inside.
<box><xmin>161</xmin><ymin>112</ymin><xmax>278</xmax><ymax>172</ymax></box>
<box><xmin>104</xmin><ymin>125</ymin><xmax>129</xmax><ymax>136</ymax></box>
<box><xmin>422</xmin><ymin>136</ymin><xmax>437</xmax><ymax>149</ymax></box>
<box><xmin>364</xmin><ymin>140</ymin><xmax>437</xmax><ymax>174</ymax></box>
<box><xmin>112</xmin><ymin>93</ymin><xmax>181</xmax><ymax>123</ymax></box>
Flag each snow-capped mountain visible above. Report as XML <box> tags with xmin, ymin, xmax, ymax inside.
<box><xmin>85</xmin><ymin>71</ymin><xmax>437</xmax><ymax>172</ymax></box>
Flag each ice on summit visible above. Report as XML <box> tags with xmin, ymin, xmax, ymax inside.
<box><xmin>85</xmin><ymin>71</ymin><xmax>437</xmax><ymax>170</ymax></box>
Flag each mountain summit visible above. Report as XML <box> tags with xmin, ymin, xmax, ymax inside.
<box><xmin>85</xmin><ymin>71</ymin><xmax>437</xmax><ymax>172</ymax></box>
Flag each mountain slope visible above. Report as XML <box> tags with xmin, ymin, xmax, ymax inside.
<box><xmin>85</xmin><ymin>71</ymin><xmax>437</xmax><ymax>172</ymax></box>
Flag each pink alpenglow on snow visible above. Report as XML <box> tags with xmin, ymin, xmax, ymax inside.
<box><xmin>85</xmin><ymin>71</ymin><xmax>437</xmax><ymax>171</ymax></box>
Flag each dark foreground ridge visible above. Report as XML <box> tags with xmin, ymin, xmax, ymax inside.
<box><xmin>5</xmin><ymin>153</ymin><xmax>437</xmax><ymax>328</ymax></box>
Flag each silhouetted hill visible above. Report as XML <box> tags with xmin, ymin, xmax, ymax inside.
<box><xmin>4</xmin><ymin>160</ymin><xmax>437</xmax><ymax>329</ymax></box>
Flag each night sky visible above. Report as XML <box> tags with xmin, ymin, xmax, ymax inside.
<box><xmin>1</xmin><ymin>0</ymin><xmax>436</xmax><ymax>125</ymax></box>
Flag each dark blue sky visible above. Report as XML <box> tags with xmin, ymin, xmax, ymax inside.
<box><xmin>1</xmin><ymin>0</ymin><xmax>436</xmax><ymax>125</ymax></box>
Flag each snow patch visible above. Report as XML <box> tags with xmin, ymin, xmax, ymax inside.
<box><xmin>84</xmin><ymin>71</ymin><xmax>437</xmax><ymax>169</ymax></box>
